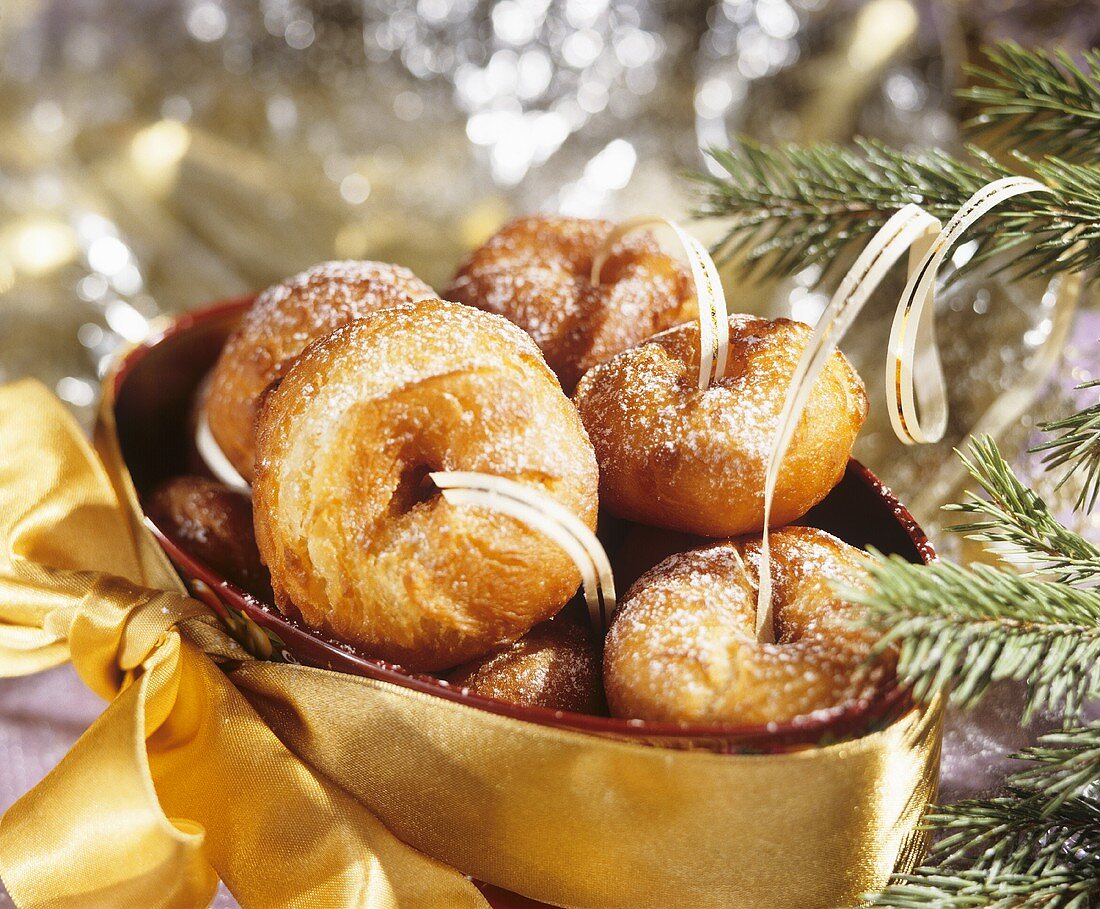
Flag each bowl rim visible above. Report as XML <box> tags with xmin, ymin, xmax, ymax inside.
<box><xmin>114</xmin><ymin>296</ymin><xmax>935</xmax><ymax>751</ymax></box>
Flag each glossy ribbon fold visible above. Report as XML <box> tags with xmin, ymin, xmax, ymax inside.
<box><xmin>0</xmin><ymin>379</ymin><xmax>488</xmax><ymax>909</ymax></box>
<box><xmin>0</xmin><ymin>378</ymin><xmax>943</xmax><ymax>909</ymax></box>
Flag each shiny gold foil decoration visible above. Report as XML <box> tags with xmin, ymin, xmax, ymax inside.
<box><xmin>0</xmin><ymin>378</ymin><xmax>943</xmax><ymax>909</ymax></box>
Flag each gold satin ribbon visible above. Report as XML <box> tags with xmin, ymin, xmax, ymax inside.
<box><xmin>0</xmin><ymin>378</ymin><xmax>943</xmax><ymax>909</ymax></box>
<box><xmin>0</xmin><ymin>379</ymin><xmax>488</xmax><ymax>909</ymax></box>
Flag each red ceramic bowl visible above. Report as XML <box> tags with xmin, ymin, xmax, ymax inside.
<box><xmin>111</xmin><ymin>297</ymin><xmax>934</xmax><ymax>756</ymax></box>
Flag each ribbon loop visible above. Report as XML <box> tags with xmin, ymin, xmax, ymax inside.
<box><xmin>0</xmin><ymin>379</ymin><xmax>492</xmax><ymax>909</ymax></box>
<box><xmin>592</xmin><ymin>217</ymin><xmax>730</xmax><ymax>389</ymax></box>
<box><xmin>754</xmin><ymin>177</ymin><xmax>1071</xmax><ymax>639</ymax></box>
<box><xmin>0</xmin><ymin>377</ymin><xmax>946</xmax><ymax>909</ymax></box>
<box><xmin>888</xmin><ymin>176</ymin><xmax>1052</xmax><ymax>445</ymax></box>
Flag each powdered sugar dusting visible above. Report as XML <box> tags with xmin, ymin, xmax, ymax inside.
<box><xmin>445</xmin><ymin>215</ymin><xmax>696</xmax><ymax>391</ymax></box>
<box><xmin>206</xmin><ymin>260</ymin><xmax>436</xmax><ymax>478</ymax></box>
<box><xmin>574</xmin><ymin>314</ymin><xmax>868</xmax><ymax>535</ymax></box>
<box><xmin>604</xmin><ymin>528</ymin><xmax>891</xmax><ymax>726</ymax></box>
<box><xmin>445</xmin><ymin>609</ymin><xmax>604</xmax><ymax>713</ymax></box>
<box><xmin>252</xmin><ymin>298</ymin><xmax>601</xmax><ymax>671</ymax></box>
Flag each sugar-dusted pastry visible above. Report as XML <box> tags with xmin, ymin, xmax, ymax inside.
<box><xmin>573</xmin><ymin>315</ymin><xmax>867</xmax><ymax>537</ymax></box>
<box><xmin>446</xmin><ymin>606</ymin><xmax>605</xmax><ymax>714</ymax></box>
<box><xmin>145</xmin><ymin>476</ymin><xmax>271</xmax><ymax>599</ymax></box>
<box><xmin>603</xmin><ymin>527</ymin><xmax>892</xmax><ymax>726</ymax></box>
<box><xmin>444</xmin><ymin>216</ymin><xmax>696</xmax><ymax>393</ymax></box>
<box><xmin>252</xmin><ymin>298</ymin><xmax>600</xmax><ymax>672</ymax></box>
<box><xmin>205</xmin><ymin>260</ymin><xmax>434</xmax><ymax>481</ymax></box>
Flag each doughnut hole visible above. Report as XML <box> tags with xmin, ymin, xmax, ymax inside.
<box><xmin>603</xmin><ymin>528</ymin><xmax>892</xmax><ymax>727</ymax></box>
<box><xmin>574</xmin><ymin>315</ymin><xmax>868</xmax><ymax>537</ymax></box>
<box><xmin>206</xmin><ymin>260</ymin><xmax>435</xmax><ymax>481</ymax></box>
<box><xmin>253</xmin><ymin>299</ymin><xmax>600</xmax><ymax>671</ymax></box>
<box><xmin>445</xmin><ymin>216</ymin><xmax>697</xmax><ymax>393</ymax></box>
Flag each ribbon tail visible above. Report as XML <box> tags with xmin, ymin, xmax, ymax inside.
<box><xmin>151</xmin><ymin>636</ymin><xmax>490</xmax><ymax>909</ymax></box>
<box><xmin>0</xmin><ymin>632</ymin><xmax>218</xmax><ymax>909</ymax></box>
<box><xmin>0</xmin><ymin>632</ymin><xmax>70</xmax><ymax>676</ymax></box>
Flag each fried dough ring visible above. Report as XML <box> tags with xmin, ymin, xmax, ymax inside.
<box><xmin>253</xmin><ymin>298</ymin><xmax>599</xmax><ymax>672</ymax></box>
<box><xmin>145</xmin><ymin>476</ymin><xmax>271</xmax><ymax>600</ymax></box>
<box><xmin>573</xmin><ymin>315</ymin><xmax>868</xmax><ymax>537</ymax></box>
<box><xmin>444</xmin><ymin>216</ymin><xmax>697</xmax><ymax>393</ymax></box>
<box><xmin>604</xmin><ymin>528</ymin><xmax>892</xmax><ymax>726</ymax></box>
<box><xmin>206</xmin><ymin>260</ymin><xmax>434</xmax><ymax>481</ymax></box>
<box><xmin>445</xmin><ymin>605</ymin><xmax>605</xmax><ymax>714</ymax></box>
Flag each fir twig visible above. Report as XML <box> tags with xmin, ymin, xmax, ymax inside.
<box><xmin>1012</xmin><ymin>723</ymin><xmax>1100</xmax><ymax>815</ymax></box>
<box><xmin>865</xmin><ymin>725</ymin><xmax>1100</xmax><ymax>909</ymax></box>
<box><xmin>962</xmin><ymin>42</ymin><xmax>1100</xmax><ymax>163</ymax></box>
<box><xmin>945</xmin><ymin>435</ymin><xmax>1100</xmax><ymax>584</ymax></box>
<box><xmin>849</xmin><ymin>556</ymin><xmax>1100</xmax><ymax>720</ymax></box>
<box><xmin>1031</xmin><ymin>380</ymin><xmax>1100</xmax><ymax>514</ymax></box>
<box><xmin>690</xmin><ymin>141</ymin><xmax>1100</xmax><ymax>283</ymax></box>
<box><xmin>867</xmin><ymin>866</ymin><xmax>1100</xmax><ymax>909</ymax></box>
<box><xmin>929</xmin><ymin>792</ymin><xmax>1100</xmax><ymax>873</ymax></box>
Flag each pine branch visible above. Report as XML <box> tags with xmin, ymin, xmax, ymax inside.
<box><xmin>692</xmin><ymin>139</ymin><xmax>994</xmax><ymax>279</ymax></box>
<box><xmin>929</xmin><ymin>792</ymin><xmax>1100</xmax><ymax>873</ymax></box>
<box><xmin>850</xmin><ymin>556</ymin><xmax>1100</xmax><ymax>720</ymax></box>
<box><xmin>1012</xmin><ymin>723</ymin><xmax>1100</xmax><ymax>815</ymax></box>
<box><xmin>962</xmin><ymin>43</ymin><xmax>1100</xmax><ymax>164</ymax></box>
<box><xmin>866</xmin><ymin>867</ymin><xmax>1100</xmax><ymax>909</ymax></box>
<box><xmin>945</xmin><ymin>435</ymin><xmax>1100</xmax><ymax>584</ymax></box>
<box><xmin>690</xmin><ymin>140</ymin><xmax>1100</xmax><ymax>283</ymax></box>
<box><xmin>856</xmin><ymin>430</ymin><xmax>1100</xmax><ymax>905</ymax></box>
<box><xmin>865</xmin><ymin>725</ymin><xmax>1100</xmax><ymax>909</ymax></box>
<box><xmin>1031</xmin><ymin>380</ymin><xmax>1100</xmax><ymax>514</ymax></box>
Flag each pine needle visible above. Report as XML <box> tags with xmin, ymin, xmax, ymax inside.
<box><xmin>690</xmin><ymin>140</ymin><xmax>1100</xmax><ymax>284</ymax></box>
<box><xmin>867</xmin><ymin>867</ymin><xmax>1099</xmax><ymax>909</ymax></box>
<box><xmin>962</xmin><ymin>42</ymin><xmax>1100</xmax><ymax>163</ymax></box>
<box><xmin>686</xmin><ymin>38</ymin><xmax>1100</xmax><ymax>909</ymax></box>
<box><xmin>849</xmin><ymin>555</ymin><xmax>1100</xmax><ymax>721</ymax></box>
<box><xmin>1031</xmin><ymin>380</ymin><xmax>1100</xmax><ymax>514</ymax></box>
<box><xmin>945</xmin><ymin>435</ymin><xmax>1100</xmax><ymax>583</ymax></box>
<box><xmin>688</xmin><ymin>43</ymin><xmax>1100</xmax><ymax>285</ymax></box>
<box><xmin>1012</xmin><ymin>724</ymin><xmax>1100</xmax><ymax>815</ymax></box>
<box><xmin>864</xmin><ymin>725</ymin><xmax>1100</xmax><ymax>909</ymax></box>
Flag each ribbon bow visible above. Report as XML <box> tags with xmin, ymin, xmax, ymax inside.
<box><xmin>0</xmin><ymin>379</ymin><xmax>488</xmax><ymax>909</ymax></box>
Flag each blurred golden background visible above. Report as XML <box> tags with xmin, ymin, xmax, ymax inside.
<box><xmin>1</xmin><ymin>0</ymin><xmax>1097</xmax><ymax>540</ymax></box>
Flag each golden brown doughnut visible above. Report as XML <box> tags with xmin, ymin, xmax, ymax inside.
<box><xmin>145</xmin><ymin>476</ymin><xmax>271</xmax><ymax>599</ymax></box>
<box><xmin>206</xmin><ymin>260</ymin><xmax>435</xmax><ymax>481</ymax></box>
<box><xmin>604</xmin><ymin>527</ymin><xmax>892</xmax><ymax>727</ymax></box>
<box><xmin>444</xmin><ymin>215</ymin><xmax>697</xmax><ymax>393</ymax></box>
<box><xmin>445</xmin><ymin>605</ymin><xmax>605</xmax><ymax>714</ymax></box>
<box><xmin>253</xmin><ymin>298</ymin><xmax>600</xmax><ymax>672</ymax></box>
<box><xmin>573</xmin><ymin>315</ymin><xmax>868</xmax><ymax>537</ymax></box>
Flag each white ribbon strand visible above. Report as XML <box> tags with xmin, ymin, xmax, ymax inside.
<box><xmin>592</xmin><ymin>217</ymin><xmax>729</xmax><ymax>390</ymax></box>
<box><xmin>195</xmin><ymin>409</ymin><xmax>252</xmax><ymax>495</ymax></box>
<box><xmin>753</xmin><ymin>176</ymin><xmax>1059</xmax><ymax>642</ymax></box>
<box><xmin>755</xmin><ymin>204</ymin><xmax>940</xmax><ymax>642</ymax></box>
<box><xmin>887</xmin><ymin>176</ymin><xmax>1052</xmax><ymax>445</ymax></box>
<box><xmin>430</xmin><ymin>471</ymin><xmax>617</xmax><ymax>633</ymax></box>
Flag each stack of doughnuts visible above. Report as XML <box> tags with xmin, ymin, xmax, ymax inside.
<box><xmin>150</xmin><ymin>215</ymin><xmax>894</xmax><ymax>736</ymax></box>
